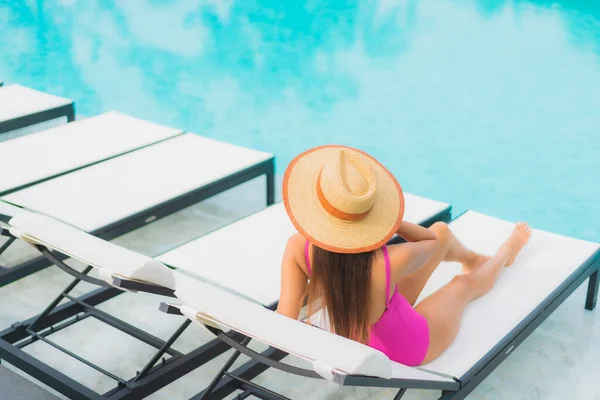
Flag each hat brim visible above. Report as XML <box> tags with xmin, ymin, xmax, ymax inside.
<box><xmin>282</xmin><ymin>145</ymin><xmax>405</xmax><ymax>254</ymax></box>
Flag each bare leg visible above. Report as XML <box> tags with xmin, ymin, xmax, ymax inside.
<box><xmin>416</xmin><ymin>222</ymin><xmax>532</xmax><ymax>364</ymax></box>
<box><xmin>397</xmin><ymin>222</ymin><xmax>489</xmax><ymax>306</ymax></box>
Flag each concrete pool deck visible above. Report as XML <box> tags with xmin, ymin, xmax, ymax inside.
<box><xmin>0</xmin><ymin>175</ymin><xmax>599</xmax><ymax>400</ymax></box>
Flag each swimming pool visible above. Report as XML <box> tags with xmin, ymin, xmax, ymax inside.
<box><xmin>1</xmin><ymin>0</ymin><xmax>599</xmax><ymax>242</ymax></box>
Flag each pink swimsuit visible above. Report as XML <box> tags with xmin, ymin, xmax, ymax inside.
<box><xmin>305</xmin><ymin>241</ymin><xmax>430</xmax><ymax>366</ymax></box>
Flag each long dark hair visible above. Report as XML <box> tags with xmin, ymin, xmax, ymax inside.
<box><xmin>305</xmin><ymin>245</ymin><xmax>376</xmax><ymax>344</ymax></box>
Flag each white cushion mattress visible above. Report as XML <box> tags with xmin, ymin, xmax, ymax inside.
<box><xmin>158</xmin><ymin>194</ymin><xmax>450</xmax><ymax>306</ymax></box>
<box><xmin>417</xmin><ymin>211</ymin><xmax>599</xmax><ymax>378</ymax></box>
<box><xmin>3</xmin><ymin>133</ymin><xmax>273</xmax><ymax>232</ymax></box>
<box><xmin>0</xmin><ymin>84</ymin><xmax>72</xmax><ymax>123</ymax></box>
<box><xmin>0</xmin><ymin>111</ymin><xmax>182</xmax><ymax>194</ymax></box>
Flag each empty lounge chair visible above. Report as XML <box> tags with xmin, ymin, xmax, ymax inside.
<box><xmin>0</xmin><ymin>84</ymin><xmax>75</xmax><ymax>135</ymax></box>
<box><xmin>0</xmin><ymin>112</ymin><xmax>275</xmax><ymax>285</ymax></box>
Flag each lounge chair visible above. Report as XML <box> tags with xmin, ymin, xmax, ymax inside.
<box><xmin>0</xmin><ymin>113</ymin><xmax>275</xmax><ymax>286</ymax></box>
<box><xmin>163</xmin><ymin>211</ymin><xmax>599</xmax><ymax>400</ymax></box>
<box><xmin>0</xmin><ymin>113</ymin><xmax>274</xmax><ymax>286</ymax></box>
<box><xmin>0</xmin><ymin>85</ymin><xmax>75</xmax><ymax>135</ymax></box>
<box><xmin>0</xmin><ymin>194</ymin><xmax>449</xmax><ymax>399</ymax></box>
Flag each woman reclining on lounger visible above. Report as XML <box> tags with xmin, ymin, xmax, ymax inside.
<box><xmin>277</xmin><ymin>145</ymin><xmax>531</xmax><ymax>366</ymax></box>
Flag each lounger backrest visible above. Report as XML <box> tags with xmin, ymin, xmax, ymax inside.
<box><xmin>175</xmin><ymin>282</ymin><xmax>393</xmax><ymax>380</ymax></box>
<box><xmin>8</xmin><ymin>211</ymin><xmax>176</xmax><ymax>289</ymax></box>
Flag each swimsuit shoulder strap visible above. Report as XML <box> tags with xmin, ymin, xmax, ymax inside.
<box><xmin>305</xmin><ymin>240</ymin><xmax>312</xmax><ymax>277</ymax></box>
<box><xmin>382</xmin><ymin>245</ymin><xmax>393</xmax><ymax>306</ymax></box>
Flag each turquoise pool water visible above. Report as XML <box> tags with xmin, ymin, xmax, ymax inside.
<box><xmin>1</xmin><ymin>0</ymin><xmax>599</xmax><ymax>242</ymax></box>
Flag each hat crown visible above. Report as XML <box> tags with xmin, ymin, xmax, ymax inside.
<box><xmin>319</xmin><ymin>149</ymin><xmax>377</xmax><ymax>218</ymax></box>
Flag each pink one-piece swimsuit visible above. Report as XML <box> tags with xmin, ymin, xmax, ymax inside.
<box><xmin>305</xmin><ymin>241</ymin><xmax>430</xmax><ymax>366</ymax></box>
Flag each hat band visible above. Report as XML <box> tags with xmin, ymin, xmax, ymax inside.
<box><xmin>316</xmin><ymin>171</ymin><xmax>373</xmax><ymax>222</ymax></box>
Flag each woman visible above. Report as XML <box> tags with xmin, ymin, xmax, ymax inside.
<box><xmin>277</xmin><ymin>145</ymin><xmax>531</xmax><ymax>366</ymax></box>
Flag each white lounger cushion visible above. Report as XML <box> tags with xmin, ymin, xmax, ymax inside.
<box><xmin>0</xmin><ymin>84</ymin><xmax>72</xmax><ymax>123</ymax></box>
<box><xmin>8</xmin><ymin>211</ymin><xmax>176</xmax><ymax>289</ymax></box>
<box><xmin>418</xmin><ymin>211</ymin><xmax>599</xmax><ymax>378</ymax></box>
<box><xmin>3</xmin><ymin>133</ymin><xmax>273</xmax><ymax>232</ymax></box>
<box><xmin>175</xmin><ymin>281</ymin><xmax>454</xmax><ymax>383</ymax></box>
<box><xmin>0</xmin><ymin>111</ymin><xmax>181</xmax><ymax>194</ymax></box>
<box><xmin>158</xmin><ymin>195</ymin><xmax>449</xmax><ymax>306</ymax></box>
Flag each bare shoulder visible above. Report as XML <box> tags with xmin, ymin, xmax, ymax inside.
<box><xmin>385</xmin><ymin>242</ymin><xmax>414</xmax><ymax>277</ymax></box>
<box><xmin>283</xmin><ymin>233</ymin><xmax>309</xmax><ymax>276</ymax></box>
<box><xmin>283</xmin><ymin>233</ymin><xmax>306</xmax><ymax>263</ymax></box>
<box><xmin>286</xmin><ymin>233</ymin><xmax>305</xmax><ymax>253</ymax></box>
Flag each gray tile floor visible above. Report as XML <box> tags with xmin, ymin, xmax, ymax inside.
<box><xmin>1</xmin><ymin>175</ymin><xmax>599</xmax><ymax>400</ymax></box>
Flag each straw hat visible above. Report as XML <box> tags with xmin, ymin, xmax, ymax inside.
<box><xmin>282</xmin><ymin>145</ymin><xmax>405</xmax><ymax>254</ymax></box>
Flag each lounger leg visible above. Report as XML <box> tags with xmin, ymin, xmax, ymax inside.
<box><xmin>66</xmin><ymin>104</ymin><xmax>75</xmax><ymax>122</ymax></box>
<box><xmin>133</xmin><ymin>319</ymin><xmax>192</xmax><ymax>382</ymax></box>
<box><xmin>27</xmin><ymin>265</ymin><xmax>95</xmax><ymax>332</ymax></box>
<box><xmin>392</xmin><ymin>388</ymin><xmax>407</xmax><ymax>400</ymax></box>
<box><xmin>198</xmin><ymin>336</ymin><xmax>252</xmax><ymax>399</ymax></box>
<box><xmin>266</xmin><ymin>170</ymin><xmax>275</xmax><ymax>206</ymax></box>
<box><xmin>586</xmin><ymin>269</ymin><xmax>599</xmax><ymax>311</ymax></box>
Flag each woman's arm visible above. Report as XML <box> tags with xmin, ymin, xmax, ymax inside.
<box><xmin>395</xmin><ymin>220</ymin><xmax>437</xmax><ymax>242</ymax></box>
<box><xmin>388</xmin><ymin>222</ymin><xmax>440</xmax><ymax>281</ymax></box>
<box><xmin>276</xmin><ymin>234</ymin><xmax>309</xmax><ymax>319</ymax></box>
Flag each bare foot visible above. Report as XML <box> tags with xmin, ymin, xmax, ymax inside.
<box><xmin>501</xmin><ymin>222</ymin><xmax>532</xmax><ymax>266</ymax></box>
<box><xmin>462</xmin><ymin>253</ymin><xmax>491</xmax><ymax>274</ymax></box>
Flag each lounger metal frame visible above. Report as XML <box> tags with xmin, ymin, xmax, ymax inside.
<box><xmin>0</xmin><ymin>238</ymin><xmax>258</xmax><ymax>399</ymax></box>
<box><xmin>0</xmin><ymin>206</ymin><xmax>450</xmax><ymax>399</ymax></box>
<box><xmin>0</xmin><ymin>155</ymin><xmax>276</xmax><ymax>287</ymax></box>
<box><xmin>166</xmin><ymin>217</ymin><xmax>600</xmax><ymax>400</ymax></box>
<box><xmin>0</xmin><ymin>96</ymin><xmax>75</xmax><ymax>135</ymax></box>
